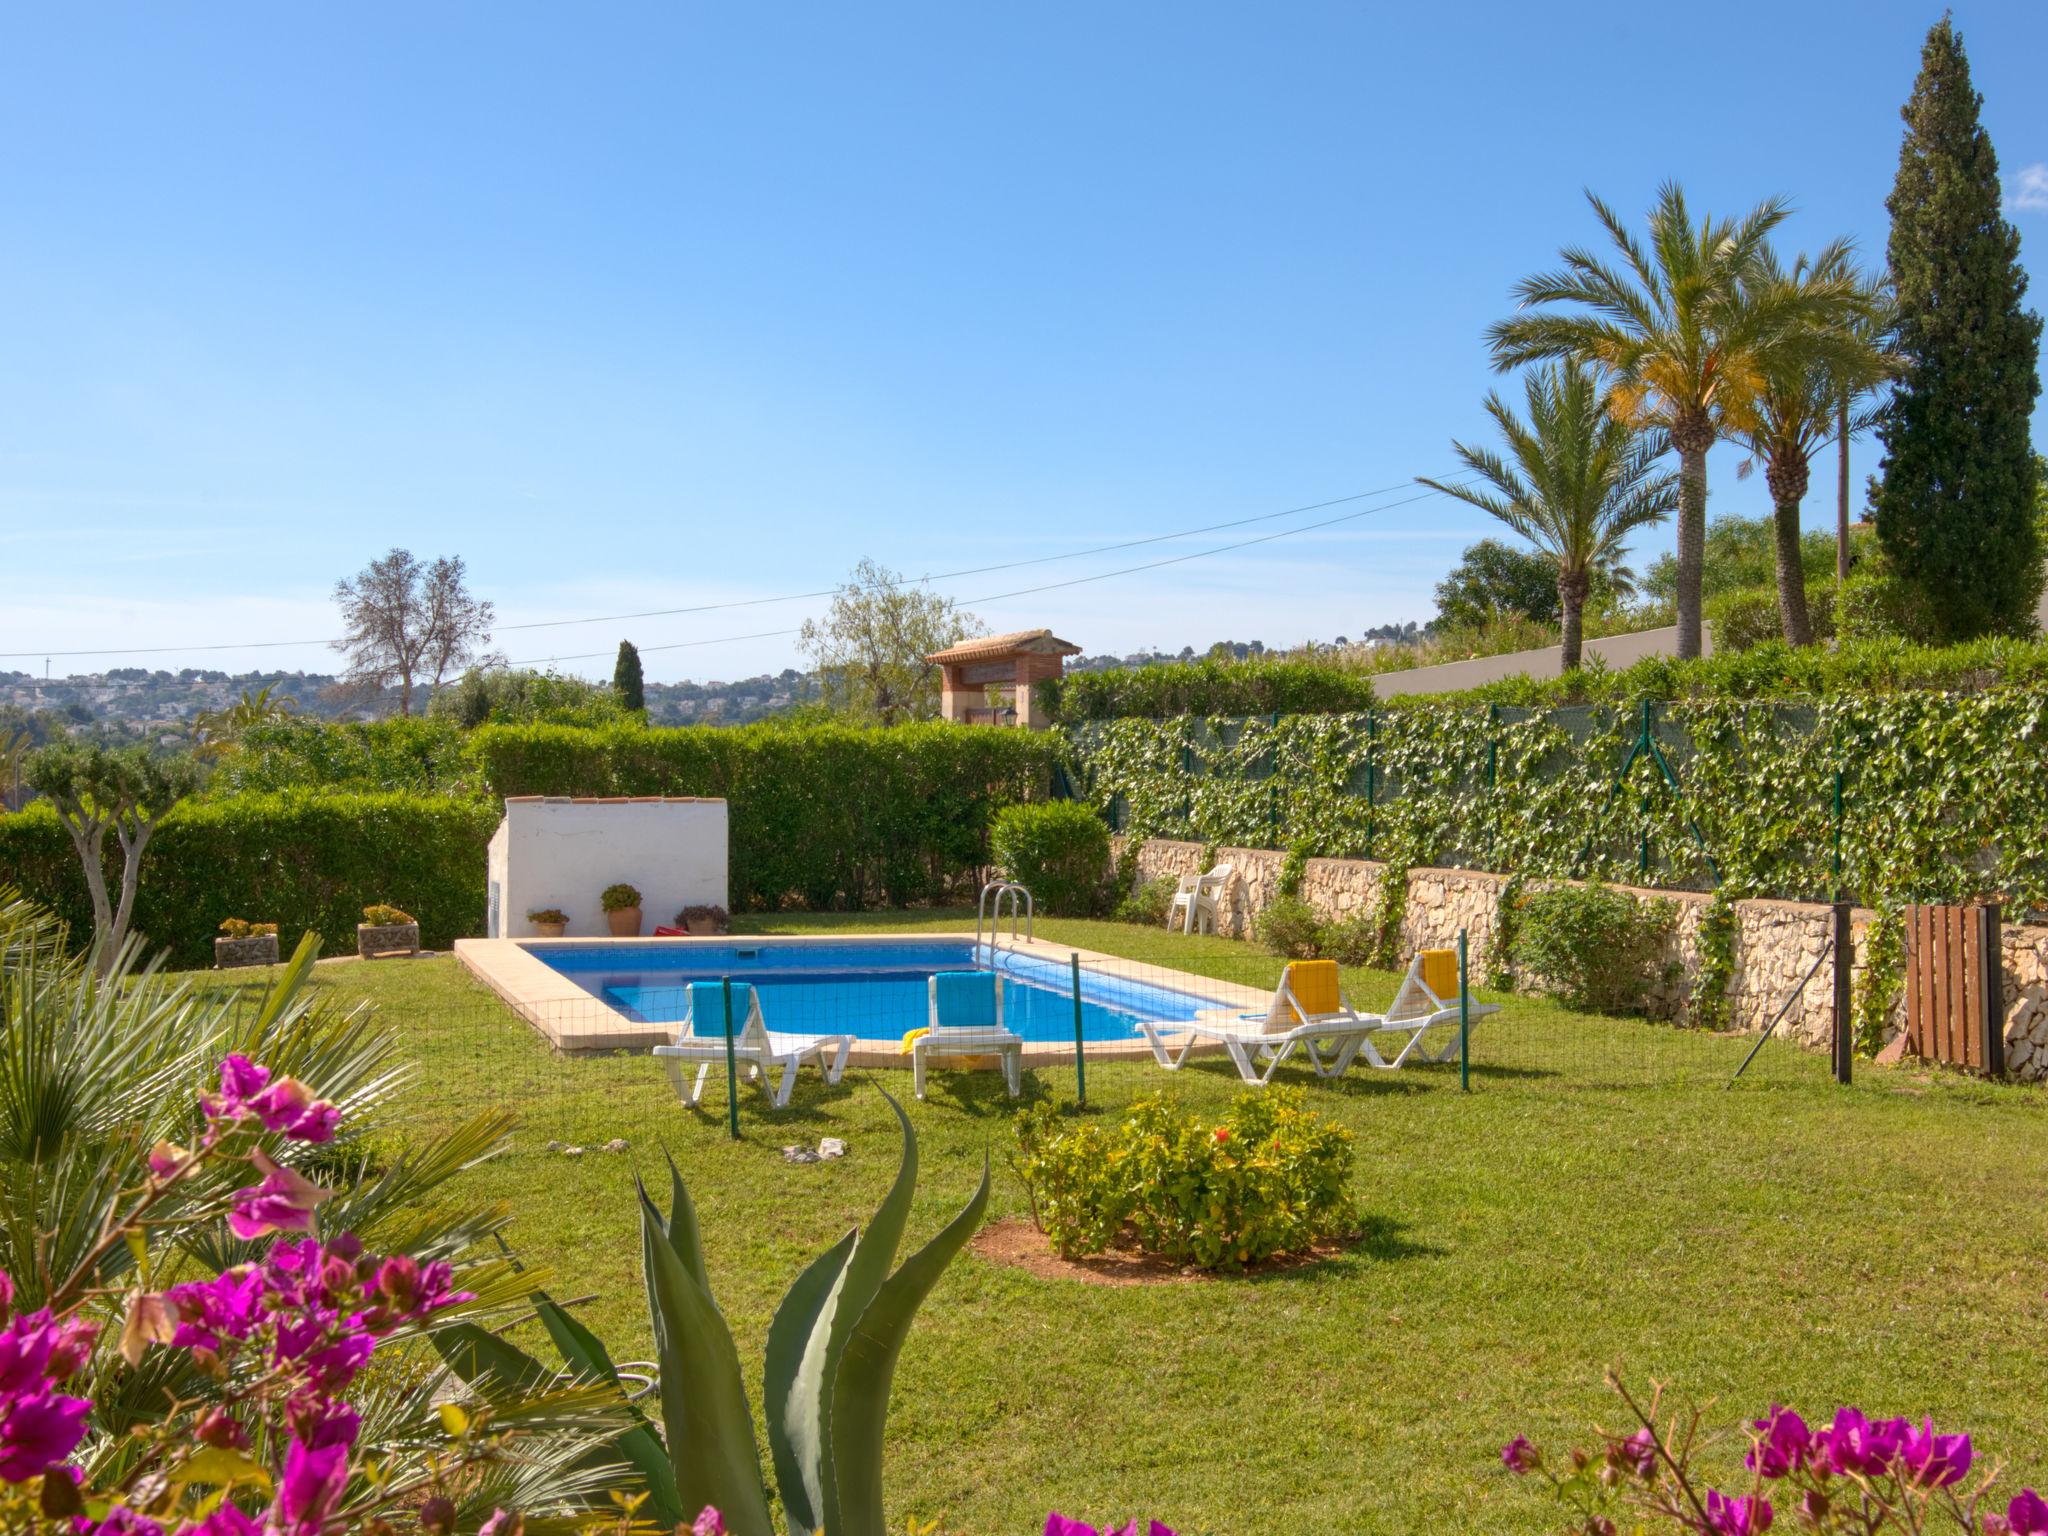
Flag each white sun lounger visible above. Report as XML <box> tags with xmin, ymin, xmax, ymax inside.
<box><xmin>652</xmin><ymin>980</ymin><xmax>853</xmax><ymax>1110</ymax></box>
<box><xmin>1131</xmin><ymin>960</ymin><xmax>1386</xmax><ymax>1085</ymax></box>
<box><xmin>1355</xmin><ymin>949</ymin><xmax>1502</xmax><ymax>1069</ymax></box>
<box><xmin>1167</xmin><ymin>862</ymin><xmax>1234</xmax><ymax>935</ymax></box>
<box><xmin>913</xmin><ymin>971</ymin><xmax>1025</xmax><ymax>1100</ymax></box>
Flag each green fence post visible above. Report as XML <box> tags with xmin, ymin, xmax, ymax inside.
<box><xmin>1458</xmin><ymin>928</ymin><xmax>1471</xmax><ymax>1093</ymax></box>
<box><xmin>1070</xmin><ymin>952</ymin><xmax>1087</xmax><ymax>1107</ymax></box>
<box><xmin>721</xmin><ymin>975</ymin><xmax>741</xmax><ymax>1141</ymax></box>
<box><xmin>1365</xmin><ymin>710</ymin><xmax>1378</xmax><ymax>861</ymax></box>
<box><xmin>1267</xmin><ymin>711</ymin><xmax>1281</xmax><ymax>847</ymax></box>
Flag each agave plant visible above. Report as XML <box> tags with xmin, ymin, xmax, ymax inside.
<box><xmin>440</xmin><ymin>1093</ymin><xmax>989</xmax><ymax>1536</ymax></box>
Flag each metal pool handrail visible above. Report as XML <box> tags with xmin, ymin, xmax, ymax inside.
<box><xmin>977</xmin><ymin>880</ymin><xmax>1033</xmax><ymax>965</ymax></box>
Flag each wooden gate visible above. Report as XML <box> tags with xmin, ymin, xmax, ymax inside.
<box><xmin>1902</xmin><ymin>903</ymin><xmax>2005</xmax><ymax>1074</ymax></box>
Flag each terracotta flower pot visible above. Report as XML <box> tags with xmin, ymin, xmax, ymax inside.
<box><xmin>606</xmin><ymin>907</ymin><xmax>643</xmax><ymax>938</ymax></box>
<box><xmin>684</xmin><ymin>916</ymin><xmax>720</xmax><ymax>936</ymax></box>
<box><xmin>533</xmin><ymin>921</ymin><xmax>567</xmax><ymax>939</ymax></box>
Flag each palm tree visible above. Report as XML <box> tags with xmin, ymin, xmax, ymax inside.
<box><xmin>1488</xmin><ymin>182</ymin><xmax>1835</xmax><ymax>660</ymax></box>
<box><xmin>1419</xmin><ymin>362</ymin><xmax>1679</xmax><ymax>669</ymax></box>
<box><xmin>191</xmin><ymin>682</ymin><xmax>297</xmax><ymax>759</ymax></box>
<box><xmin>1736</xmin><ymin>244</ymin><xmax>1896</xmax><ymax>644</ymax></box>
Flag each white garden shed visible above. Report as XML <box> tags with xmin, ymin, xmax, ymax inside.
<box><xmin>486</xmin><ymin>796</ymin><xmax>729</xmax><ymax>939</ymax></box>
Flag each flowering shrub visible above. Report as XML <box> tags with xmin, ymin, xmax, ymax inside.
<box><xmin>0</xmin><ymin>1050</ymin><xmax>616</xmax><ymax>1535</ymax></box>
<box><xmin>1012</xmin><ymin>1090</ymin><xmax>1355</xmax><ymax>1271</ymax></box>
<box><xmin>1505</xmin><ymin>1374</ymin><xmax>2047</xmax><ymax>1534</ymax></box>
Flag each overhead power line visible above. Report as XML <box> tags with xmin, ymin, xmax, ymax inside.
<box><xmin>504</xmin><ymin>480</ymin><xmax>1462</xmax><ymax>667</ymax></box>
<box><xmin>0</xmin><ymin>473</ymin><xmax>1474</xmax><ymax>664</ymax></box>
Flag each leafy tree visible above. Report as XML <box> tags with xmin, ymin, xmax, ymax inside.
<box><xmin>1735</xmin><ymin>243</ymin><xmax>1896</xmax><ymax>644</ymax></box>
<box><xmin>1874</xmin><ymin>17</ymin><xmax>2044</xmax><ymax>639</ymax></box>
<box><xmin>427</xmin><ymin>665</ymin><xmax>630</xmax><ymax>729</ymax></box>
<box><xmin>612</xmin><ymin>638</ymin><xmax>646</xmax><ymax>712</ymax></box>
<box><xmin>1488</xmin><ymin>183</ymin><xmax>1838</xmax><ymax>661</ymax></box>
<box><xmin>1420</xmin><ymin>363</ymin><xmax>1677</xmax><ymax>669</ymax></box>
<box><xmin>191</xmin><ymin>683</ymin><xmax>297</xmax><ymax>759</ymax></box>
<box><xmin>23</xmin><ymin>742</ymin><xmax>203</xmax><ymax>973</ymax></box>
<box><xmin>1433</xmin><ymin>540</ymin><xmax>1563</xmax><ymax>628</ymax></box>
<box><xmin>1644</xmin><ymin>512</ymin><xmax>1865</xmax><ymax>612</ymax></box>
<box><xmin>796</xmin><ymin>558</ymin><xmax>982</xmax><ymax>725</ymax></box>
<box><xmin>332</xmin><ymin>549</ymin><xmax>496</xmax><ymax>716</ymax></box>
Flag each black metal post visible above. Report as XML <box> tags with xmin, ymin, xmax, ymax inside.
<box><xmin>1981</xmin><ymin>902</ymin><xmax>2006</xmax><ymax>1077</ymax></box>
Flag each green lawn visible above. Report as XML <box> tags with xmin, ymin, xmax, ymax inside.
<box><xmin>191</xmin><ymin>912</ymin><xmax>2048</xmax><ymax>1534</ymax></box>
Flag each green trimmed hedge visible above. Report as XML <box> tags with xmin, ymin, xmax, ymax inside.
<box><xmin>1039</xmin><ymin>658</ymin><xmax>1377</xmax><ymax>723</ymax></box>
<box><xmin>0</xmin><ymin>794</ymin><xmax>498</xmax><ymax>968</ymax></box>
<box><xmin>214</xmin><ymin>718</ymin><xmax>478</xmax><ymax>797</ymax></box>
<box><xmin>469</xmin><ymin>721</ymin><xmax>1059</xmax><ymax>909</ymax></box>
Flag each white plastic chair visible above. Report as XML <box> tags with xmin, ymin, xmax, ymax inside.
<box><xmin>652</xmin><ymin>981</ymin><xmax>853</xmax><ymax>1110</ymax></box>
<box><xmin>1131</xmin><ymin>959</ymin><xmax>1383</xmax><ymax>1085</ymax></box>
<box><xmin>913</xmin><ymin>971</ymin><xmax>1024</xmax><ymax>1100</ymax></box>
<box><xmin>1355</xmin><ymin>949</ymin><xmax>1502</xmax><ymax>1069</ymax></box>
<box><xmin>1166</xmin><ymin>862</ymin><xmax>1234</xmax><ymax>935</ymax></box>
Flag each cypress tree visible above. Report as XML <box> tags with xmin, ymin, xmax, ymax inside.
<box><xmin>1873</xmin><ymin>15</ymin><xmax>2044</xmax><ymax>639</ymax></box>
<box><xmin>612</xmin><ymin>639</ymin><xmax>645</xmax><ymax>713</ymax></box>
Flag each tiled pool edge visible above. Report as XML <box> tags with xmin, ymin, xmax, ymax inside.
<box><xmin>452</xmin><ymin>931</ymin><xmax>1264</xmax><ymax>1064</ymax></box>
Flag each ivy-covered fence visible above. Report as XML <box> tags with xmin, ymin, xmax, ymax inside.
<box><xmin>1062</xmin><ymin>693</ymin><xmax>2048</xmax><ymax>912</ymax></box>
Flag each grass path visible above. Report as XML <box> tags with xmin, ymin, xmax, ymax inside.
<box><xmin>191</xmin><ymin>912</ymin><xmax>2048</xmax><ymax>1533</ymax></box>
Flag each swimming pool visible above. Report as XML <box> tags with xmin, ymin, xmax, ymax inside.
<box><xmin>526</xmin><ymin>938</ymin><xmax>1231</xmax><ymax>1044</ymax></box>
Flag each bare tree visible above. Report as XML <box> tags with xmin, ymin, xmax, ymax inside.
<box><xmin>332</xmin><ymin>549</ymin><xmax>495</xmax><ymax>716</ymax></box>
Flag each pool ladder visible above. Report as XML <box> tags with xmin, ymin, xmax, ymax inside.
<box><xmin>977</xmin><ymin>880</ymin><xmax>1034</xmax><ymax>966</ymax></box>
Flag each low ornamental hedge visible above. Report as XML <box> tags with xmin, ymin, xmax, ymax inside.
<box><xmin>0</xmin><ymin>793</ymin><xmax>498</xmax><ymax>969</ymax></box>
<box><xmin>469</xmin><ymin>719</ymin><xmax>1060</xmax><ymax>909</ymax></box>
<box><xmin>989</xmin><ymin>801</ymin><xmax>1111</xmax><ymax>916</ymax></box>
<box><xmin>1040</xmin><ymin>657</ymin><xmax>1378</xmax><ymax>723</ymax></box>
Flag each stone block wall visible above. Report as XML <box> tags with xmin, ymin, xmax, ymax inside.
<box><xmin>1114</xmin><ymin>837</ymin><xmax>2040</xmax><ymax>1078</ymax></box>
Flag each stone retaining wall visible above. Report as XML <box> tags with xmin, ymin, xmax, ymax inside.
<box><xmin>1117</xmin><ymin>837</ymin><xmax>2048</xmax><ymax>1078</ymax></box>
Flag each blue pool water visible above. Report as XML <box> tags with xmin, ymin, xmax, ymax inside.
<box><xmin>527</xmin><ymin>938</ymin><xmax>1227</xmax><ymax>1043</ymax></box>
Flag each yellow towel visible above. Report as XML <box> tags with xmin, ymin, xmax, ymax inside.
<box><xmin>1284</xmin><ymin>959</ymin><xmax>1343</xmax><ymax>1017</ymax></box>
<box><xmin>899</xmin><ymin>1027</ymin><xmax>931</xmax><ymax>1055</ymax></box>
<box><xmin>1420</xmin><ymin>948</ymin><xmax>1460</xmax><ymax>999</ymax></box>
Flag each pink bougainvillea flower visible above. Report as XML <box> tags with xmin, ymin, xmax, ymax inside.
<box><xmin>1617</xmin><ymin>1426</ymin><xmax>1658</xmax><ymax>1478</ymax></box>
<box><xmin>301</xmin><ymin>1332</ymin><xmax>376</xmax><ymax>1394</ymax></box>
<box><xmin>272</xmin><ymin>1439</ymin><xmax>348</xmax><ymax>1536</ymax></box>
<box><xmin>2006</xmin><ymin>1489</ymin><xmax>2048</xmax><ymax>1536</ymax></box>
<box><xmin>203</xmin><ymin>1056</ymin><xmax>273</xmax><ymax>1122</ymax></box>
<box><xmin>1045</xmin><ymin>1516</ymin><xmax>1095</xmax><ymax>1536</ymax></box>
<box><xmin>691</xmin><ymin>1510</ymin><xmax>725</xmax><ymax>1536</ymax></box>
<box><xmin>1746</xmin><ymin>1405</ymin><xmax>1812</xmax><ymax>1480</ymax></box>
<box><xmin>227</xmin><ymin>1152</ymin><xmax>331</xmax><ymax>1241</ymax></box>
<box><xmin>78</xmin><ymin>1509</ymin><xmax>167</xmax><ymax>1536</ymax></box>
<box><xmin>166</xmin><ymin>1267</ymin><xmax>263</xmax><ymax>1352</ymax></box>
<box><xmin>1703</xmin><ymin>1489</ymin><xmax>1771</xmax><ymax>1535</ymax></box>
<box><xmin>147</xmin><ymin>1141</ymin><xmax>192</xmax><ymax>1180</ymax></box>
<box><xmin>0</xmin><ymin>1387</ymin><xmax>91</xmax><ymax>1482</ymax></box>
<box><xmin>1500</xmin><ymin>1436</ymin><xmax>1538</xmax><ymax>1474</ymax></box>
<box><xmin>248</xmin><ymin>1077</ymin><xmax>341</xmax><ymax>1144</ymax></box>
<box><xmin>195</xmin><ymin>1406</ymin><xmax>250</xmax><ymax>1451</ymax></box>
<box><xmin>1898</xmin><ymin>1415</ymin><xmax>1971</xmax><ymax>1487</ymax></box>
<box><xmin>0</xmin><ymin>1311</ymin><xmax>54</xmax><ymax>1393</ymax></box>
<box><xmin>288</xmin><ymin>1395</ymin><xmax>361</xmax><ymax>1451</ymax></box>
<box><xmin>0</xmin><ymin>1267</ymin><xmax>14</xmax><ymax>1324</ymax></box>
<box><xmin>45</xmin><ymin>1316</ymin><xmax>98</xmax><ymax>1381</ymax></box>
<box><xmin>176</xmin><ymin>1505</ymin><xmax>260</xmax><ymax>1536</ymax></box>
<box><xmin>477</xmin><ymin>1510</ymin><xmax>524</xmax><ymax>1536</ymax></box>
<box><xmin>1815</xmin><ymin>1407</ymin><xmax>1907</xmax><ymax>1477</ymax></box>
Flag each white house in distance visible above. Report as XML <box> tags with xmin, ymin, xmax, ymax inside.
<box><xmin>486</xmin><ymin>796</ymin><xmax>729</xmax><ymax>939</ymax></box>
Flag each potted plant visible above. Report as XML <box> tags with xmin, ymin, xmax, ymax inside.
<box><xmin>600</xmin><ymin>883</ymin><xmax>643</xmax><ymax>938</ymax></box>
<box><xmin>526</xmin><ymin>907</ymin><xmax>569</xmax><ymax>939</ymax></box>
<box><xmin>676</xmin><ymin>903</ymin><xmax>730</xmax><ymax>936</ymax></box>
<box><xmin>357</xmin><ymin>903</ymin><xmax>420</xmax><ymax>960</ymax></box>
<box><xmin>214</xmin><ymin>918</ymin><xmax>280</xmax><ymax>969</ymax></box>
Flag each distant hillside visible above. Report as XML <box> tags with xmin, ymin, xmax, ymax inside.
<box><xmin>0</xmin><ymin>664</ymin><xmax>822</xmax><ymax>739</ymax></box>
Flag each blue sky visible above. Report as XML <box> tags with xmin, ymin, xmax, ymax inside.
<box><xmin>2</xmin><ymin>1</ymin><xmax>2044</xmax><ymax>683</ymax></box>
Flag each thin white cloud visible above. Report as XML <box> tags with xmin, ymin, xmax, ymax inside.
<box><xmin>2008</xmin><ymin>164</ymin><xmax>2048</xmax><ymax>214</ymax></box>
